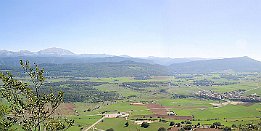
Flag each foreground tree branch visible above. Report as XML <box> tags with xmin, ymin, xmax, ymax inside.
<box><xmin>0</xmin><ymin>60</ymin><xmax>73</xmax><ymax>131</ymax></box>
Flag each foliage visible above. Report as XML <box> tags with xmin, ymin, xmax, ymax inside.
<box><xmin>239</xmin><ymin>123</ymin><xmax>260</xmax><ymax>130</ymax></box>
<box><xmin>40</xmin><ymin>61</ymin><xmax>168</xmax><ymax>77</ymax></box>
<box><xmin>141</xmin><ymin>122</ymin><xmax>150</xmax><ymax>128</ymax></box>
<box><xmin>44</xmin><ymin>118</ymin><xmax>74</xmax><ymax>131</ymax></box>
<box><xmin>124</xmin><ymin>122</ymin><xmax>129</xmax><ymax>127</ymax></box>
<box><xmin>0</xmin><ymin>60</ymin><xmax>73</xmax><ymax>131</ymax></box>
<box><xmin>42</xmin><ymin>81</ymin><xmax>120</xmax><ymax>103</ymax></box>
<box><xmin>185</xmin><ymin>121</ymin><xmax>192</xmax><ymax>124</ymax></box>
<box><xmin>183</xmin><ymin>125</ymin><xmax>192</xmax><ymax>130</ymax></box>
<box><xmin>169</xmin><ymin>121</ymin><xmax>175</xmax><ymax>126</ymax></box>
<box><xmin>213</xmin><ymin>122</ymin><xmax>222</xmax><ymax>126</ymax></box>
<box><xmin>0</xmin><ymin>102</ymin><xmax>13</xmax><ymax>130</ymax></box>
<box><xmin>158</xmin><ymin>127</ymin><xmax>166</xmax><ymax>131</ymax></box>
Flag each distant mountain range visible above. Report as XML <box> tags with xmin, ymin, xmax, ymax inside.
<box><xmin>0</xmin><ymin>48</ymin><xmax>208</xmax><ymax>65</ymax></box>
<box><xmin>0</xmin><ymin>47</ymin><xmax>75</xmax><ymax>57</ymax></box>
<box><xmin>1</xmin><ymin>48</ymin><xmax>261</xmax><ymax>75</ymax></box>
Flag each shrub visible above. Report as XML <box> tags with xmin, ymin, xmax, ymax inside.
<box><xmin>170</xmin><ymin>121</ymin><xmax>175</xmax><ymax>126</ymax></box>
<box><xmin>141</xmin><ymin>122</ymin><xmax>150</xmax><ymax>128</ymax></box>
<box><xmin>125</xmin><ymin>122</ymin><xmax>129</xmax><ymax>127</ymax></box>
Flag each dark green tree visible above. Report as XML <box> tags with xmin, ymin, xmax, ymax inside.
<box><xmin>141</xmin><ymin>122</ymin><xmax>150</xmax><ymax>128</ymax></box>
<box><xmin>0</xmin><ymin>60</ymin><xmax>73</xmax><ymax>131</ymax></box>
<box><xmin>183</xmin><ymin>125</ymin><xmax>192</xmax><ymax>130</ymax></box>
<box><xmin>169</xmin><ymin>121</ymin><xmax>175</xmax><ymax>126</ymax></box>
<box><xmin>185</xmin><ymin>121</ymin><xmax>192</xmax><ymax>124</ymax></box>
<box><xmin>210</xmin><ymin>122</ymin><xmax>222</xmax><ymax>129</ymax></box>
<box><xmin>213</xmin><ymin>122</ymin><xmax>222</xmax><ymax>126</ymax></box>
<box><xmin>124</xmin><ymin>121</ymin><xmax>129</xmax><ymax>127</ymax></box>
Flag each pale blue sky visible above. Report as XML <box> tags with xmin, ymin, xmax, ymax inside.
<box><xmin>0</xmin><ymin>0</ymin><xmax>260</xmax><ymax>59</ymax></box>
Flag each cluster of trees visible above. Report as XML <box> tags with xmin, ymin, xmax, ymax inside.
<box><xmin>174</xmin><ymin>75</ymin><xmax>194</xmax><ymax>79</ymax></box>
<box><xmin>121</xmin><ymin>81</ymin><xmax>172</xmax><ymax>89</ymax></box>
<box><xmin>210</xmin><ymin>122</ymin><xmax>222</xmax><ymax>128</ymax></box>
<box><xmin>193</xmin><ymin>79</ymin><xmax>214</xmax><ymax>86</ymax></box>
<box><xmin>172</xmin><ymin>94</ymin><xmax>194</xmax><ymax>99</ymax></box>
<box><xmin>193</xmin><ymin>79</ymin><xmax>238</xmax><ymax>87</ymax></box>
<box><xmin>121</xmin><ymin>82</ymin><xmax>159</xmax><ymax>88</ymax></box>
<box><xmin>44</xmin><ymin>86</ymin><xmax>120</xmax><ymax>103</ymax></box>
<box><xmin>44</xmin><ymin>81</ymin><xmax>107</xmax><ymax>87</ymax></box>
<box><xmin>119</xmin><ymin>119</ymin><xmax>254</xmax><ymax>131</ymax></box>
<box><xmin>134</xmin><ymin>76</ymin><xmax>151</xmax><ymax>80</ymax></box>
<box><xmin>232</xmin><ymin>123</ymin><xmax>261</xmax><ymax>130</ymax></box>
<box><xmin>220</xmin><ymin>74</ymin><xmax>241</xmax><ymax>80</ymax></box>
<box><xmin>43</xmin><ymin>81</ymin><xmax>120</xmax><ymax>102</ymax></box>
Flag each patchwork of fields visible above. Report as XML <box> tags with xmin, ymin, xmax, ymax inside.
<box><xmin>50</xmin><ymin>74</ymin><xmax>261</xmax><ymax>130</ymax></box>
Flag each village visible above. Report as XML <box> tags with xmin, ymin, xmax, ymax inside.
<box><xmin>195</xmin><ymin>90</ymin><xmax>261</xmax><ymax>102</ymax></box>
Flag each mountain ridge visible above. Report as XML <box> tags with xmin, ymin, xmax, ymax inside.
<box><xmin>1</xmin><ymin>48</ymin><xmax>261</xmax><ymax>74</ymax></box>
<box><xmin>169</xmin><ymin>56</ymin><xmax>261</xmax><ymax>73</ymax></box>
<box><xmin>0</xmin><ymin>48</ymin><xmax>213</xmax><ymax>65</ymax></box>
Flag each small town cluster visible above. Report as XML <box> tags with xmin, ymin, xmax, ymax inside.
<box><xmin>195</xmin><ymin>90</ymin><xmax>261</xmax><ymax>102</ymax></box>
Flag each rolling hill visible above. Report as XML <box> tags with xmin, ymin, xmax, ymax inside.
<box><xmin>169</xmin><ymin>56</ymin><xmax>261</xmax><ymax>73</ymax></box>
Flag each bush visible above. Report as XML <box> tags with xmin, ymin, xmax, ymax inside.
<box><xmin>161</xmin><ymin>119</ymin><xmax>167</xmax><ymax>123</ymax></box>
<box><xmin>185</xmin><ymin>121</ymin><xmax>192</xmax><ymax>124</ymax></box>
<box><xmin>141</xmin><ymin>122</ymin><xmax>150</xmax><ymax>128</ymax></box>
<box><xmin>169</xmin><ymin>121</ymin><xmax>175</xmax><ymax>126</ymax></box>
<box><xmin>210</xmin><ymin>124</ymin><xmax>215</xmax><ymax>128</ymax></box>
<box><xmin>183</xmin><ymin>125</ymin><xmax>192</xmax><ymax>130</ymax></box>
<box><xmin>213</xmin><ymin>122</ymin><xmax>222</xmax><ymax>126</ymax></box>
<box><xmin>125</xmin><ymin>122</ymin><xmax>129</xmax><ymax>127</ymax></box>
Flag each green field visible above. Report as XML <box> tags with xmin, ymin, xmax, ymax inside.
<box><xmin>62</xmin><ymin>74</ymin><xmax>261</xmax><ymax>130</ymax></box>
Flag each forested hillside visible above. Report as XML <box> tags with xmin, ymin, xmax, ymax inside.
<box><xmin>1</xmin><ymin>56</ymin><xmax>261</xmax><ymax>77</ymax></box>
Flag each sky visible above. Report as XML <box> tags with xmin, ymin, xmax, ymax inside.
<box><xmin>0</xmin><ymin>0</ymin><xmax>260</xmax><ymax>59</ymax></box>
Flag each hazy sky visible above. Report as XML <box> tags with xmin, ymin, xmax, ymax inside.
<box><xmin>0</xmin><ymin>0</ymin><xmax>260</xmax><ymax>59</ymax></box>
